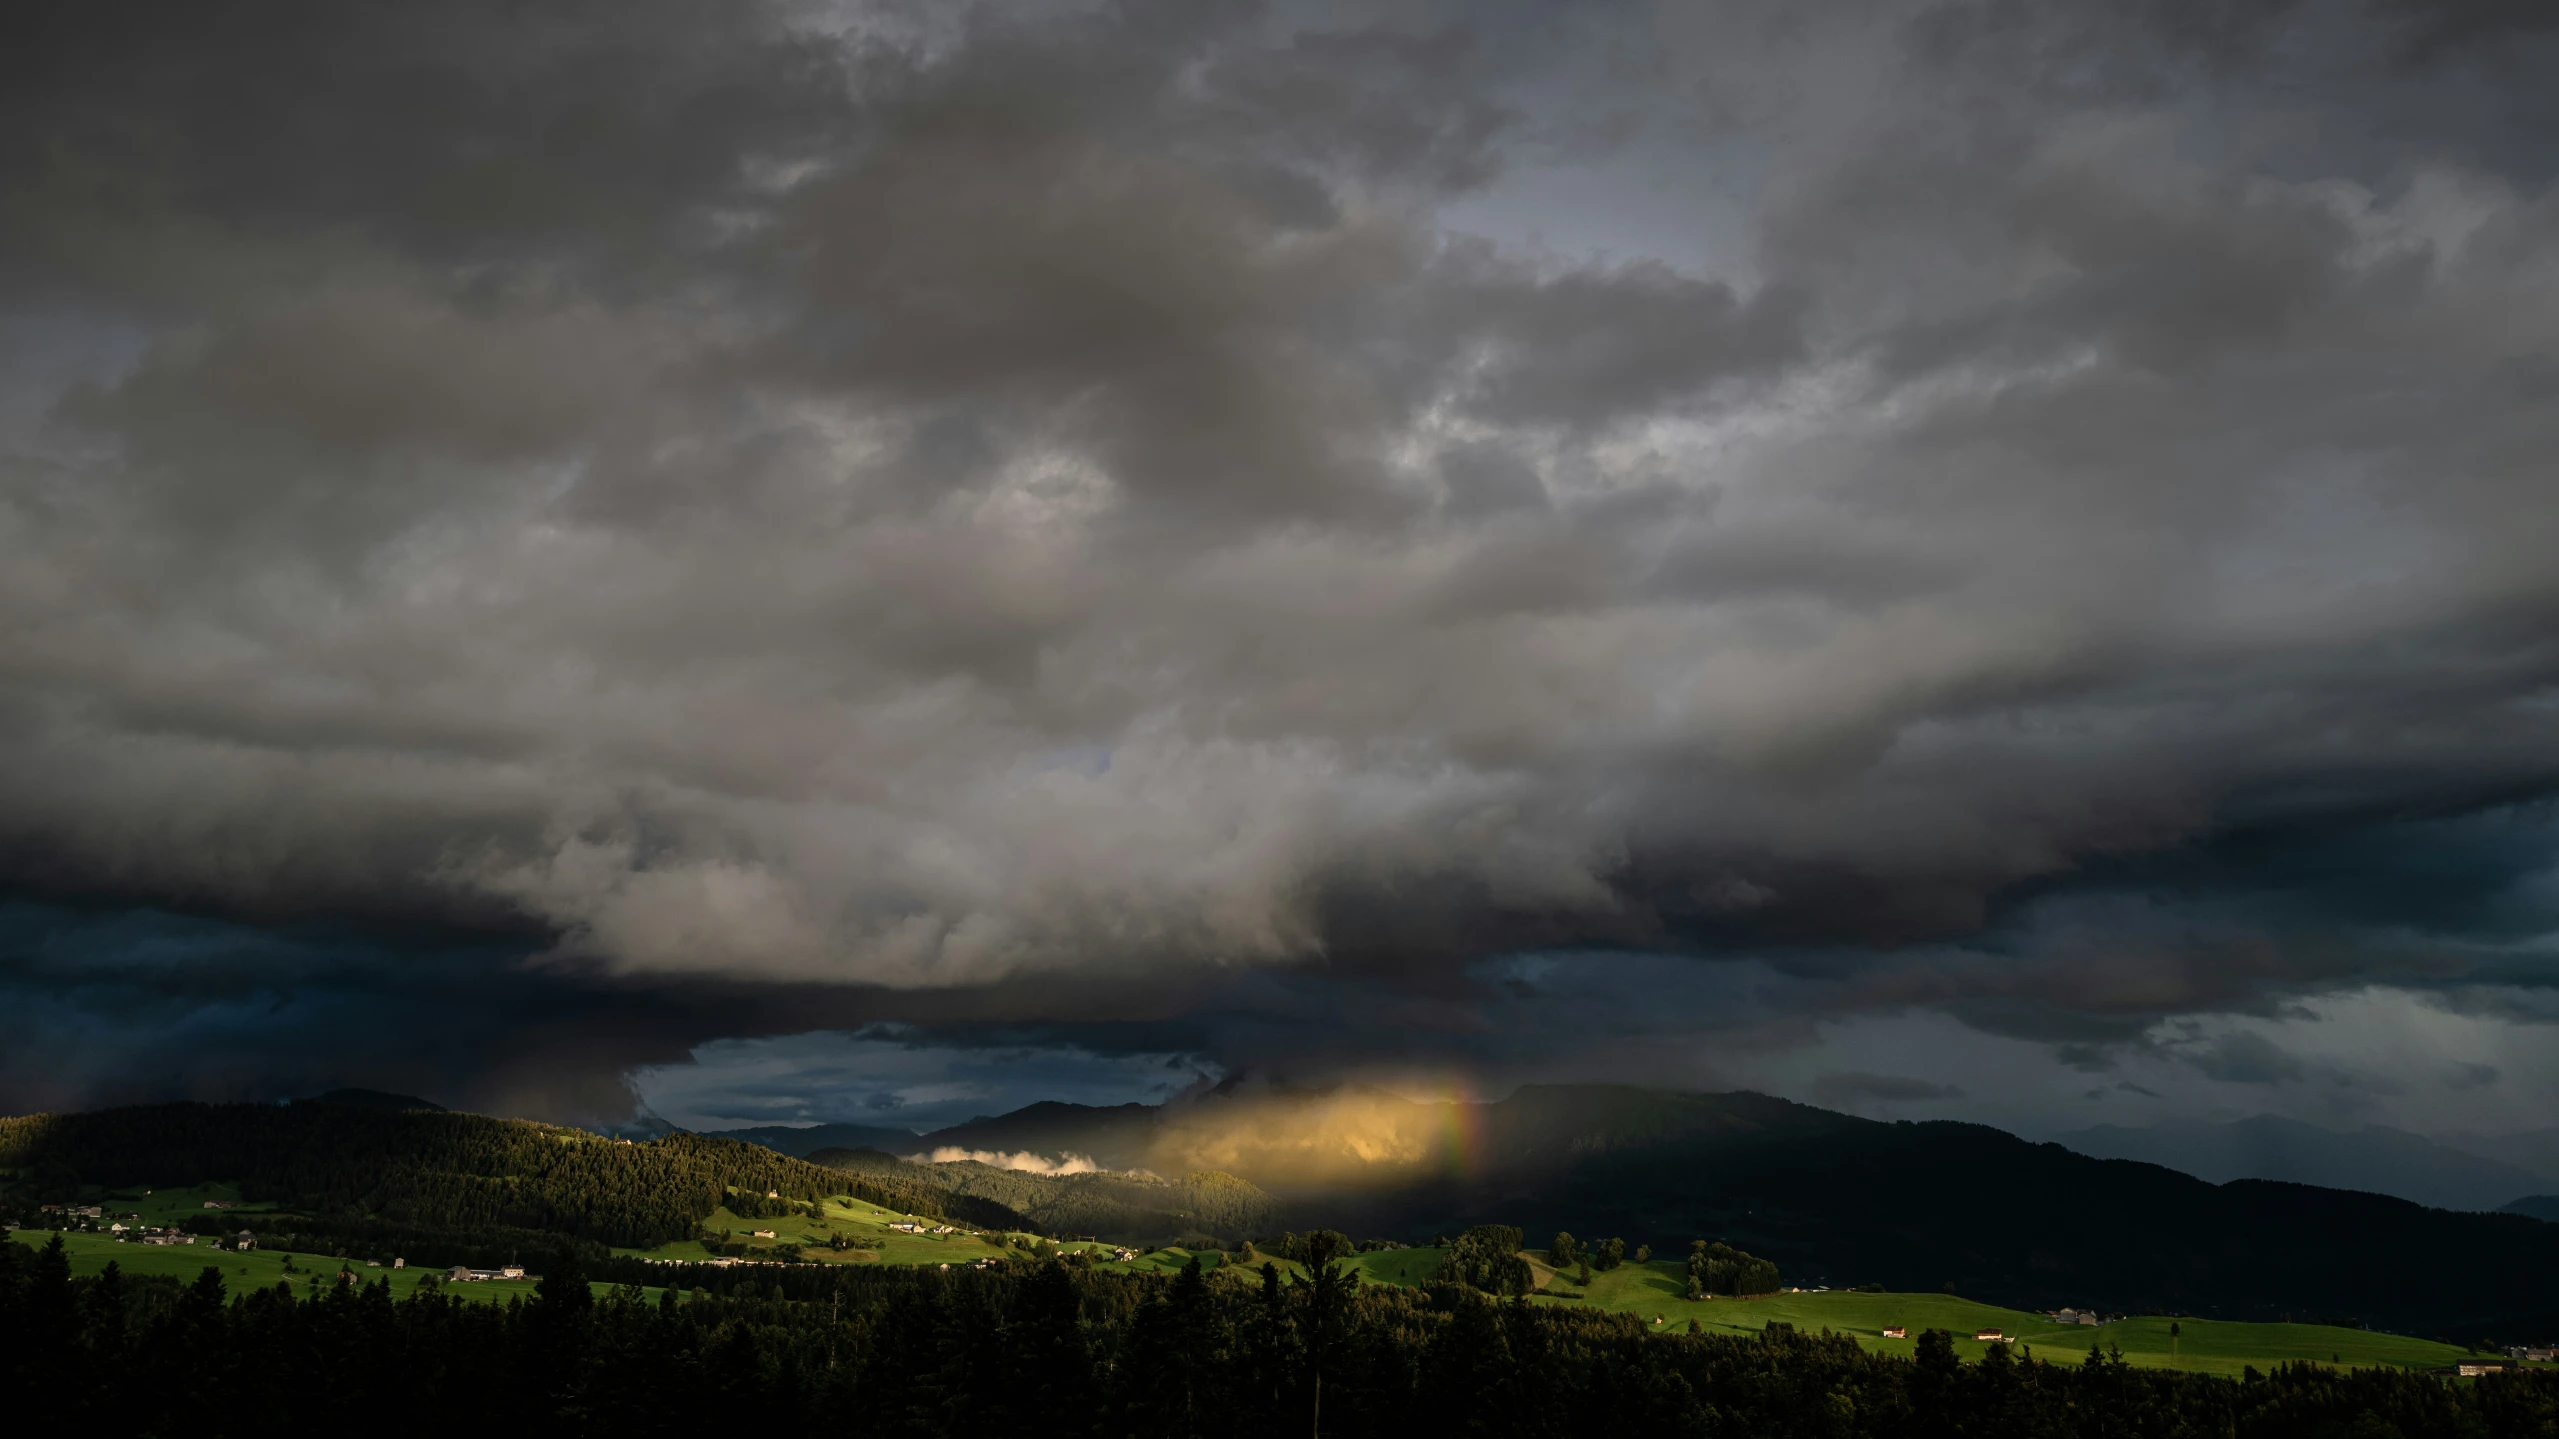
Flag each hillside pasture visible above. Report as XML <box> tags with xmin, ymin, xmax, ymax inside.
<box><xmin>609</xmin><ymin>1193</ymin><xmax>1165</xmax><ymax>1271</ymax></box>
<box><xmin>1515</xmin><ymin>1259</ymin><xmax>2483</xmax><ymax>1376</ymax></box>
<box><xmin>8</xmin><ymin>1228</ymin><xmax>669</xmax><ymax>1306</ymax></box>
<box><xmin>92</xmin><ymin>1180</ymin><xmax>282</xmax><ymax>1228</ymax></box>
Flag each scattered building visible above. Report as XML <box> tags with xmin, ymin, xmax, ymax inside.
<box><xmin>202</xmin><ymin>1200</ymin><xmax>234</xmax><ymax>1210</ymax></box>
<box><xmin>1882</xmin><ymin>1327</ymin><xmax>1906</xmax><ymax>1339</ymax></box>
<box><xmin>2054</xmin><ymin>1308</ymin><xmax>2101</xmax><ymax>1326</ymax></box>
<box><xmin>2510</xmin><ymin>1347</ymin><xmax>2556</xmax><ymax>1363</ymax></box>
<box><xmin>752</xmin><ymin>1229</ymin><xmax>777</xmax><ymax>1239</ymax></box>
<box><xmin>1975</xmin><ymin>1330</ymin><xmax>2008</xmax><ymax>1342</ymax></box>
<box><xmin>236</xmin><ymin>1230</ymin><xmax>257</xmax><ymax>1250</ymax></box>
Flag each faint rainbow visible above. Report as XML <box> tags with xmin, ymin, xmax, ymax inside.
<box><xmin>1436</xmin><ymin>1078</ymin><xmax>1486</xmax><ymax>1183</ymax></box>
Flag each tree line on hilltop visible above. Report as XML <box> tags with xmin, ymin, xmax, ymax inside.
<box><xmin>0</xmin><ymin>1103</ymin><xmax>955</xmax><ymax>1251</ymax></box>
<box><xmin>5</xmin><ymin>1231</ymin><xmax>2554</xmax><ymax>1438</ymax></box>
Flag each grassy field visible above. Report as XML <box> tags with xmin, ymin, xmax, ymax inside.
<box><xmin>3</xmin><ymin>1227</ymin><xmax>667</xmax><ymax>1306</ymax></box>
<box><xmin>1507</xmin><ymin>1258</ymin><xmax>2486</xmax><ymax>1377</ymax></box>
<box><xmin>611</xmin><ymin>1194</ymin><xmax>1156</xmax><ymax>1272</ymax></box>
<box><xmin>1156</xmin><ymin>1248</ymin><xmax>2489</xmax><ymax>1378</ymax></box>
<box><xmin>90</xmin><ymin>1180</ymin><xmax>282</xmax><ymax>1229</ymax></box>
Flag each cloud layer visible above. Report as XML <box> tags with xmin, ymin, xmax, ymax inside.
<box><xmin>3</xmin><ymin>0</ymin><xmax>2558</xmax><ymax>1121</ymax></box>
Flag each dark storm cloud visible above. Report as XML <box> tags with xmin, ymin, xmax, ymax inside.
<box><xmin>2</xmin><ymin>0</ymin><xmax>2558</xmax><ymax>1118</ymax></box>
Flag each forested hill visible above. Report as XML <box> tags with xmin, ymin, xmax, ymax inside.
<box><xmin>1344</xmin><ymin>1114</ymin><xmax>2559</xmax><ymax>1332</ymax></box>
<box><xmin>0</xmin><ymin>1103</ymin><xmax>951</xmax><ymax>1252</ymax></box>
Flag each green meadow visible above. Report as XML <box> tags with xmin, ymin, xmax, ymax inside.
<box><xmin>1511</xmin><ymin>1258</ymin><xmax>2487</xmax><ymax>1377</ymax></box>
<box><xmin>97</xmin><ymin>1180</ymin><xmax>281</xmax><ymax>1228</ymax></box>
<box><xmin>1139</xmin><ymin>1247</ymin><xmax>2492</xmax><ymax>1379</ymax></box>
<box><xmin>612</xmin><ymin>1194</ymin><xmax>1150</xmax><ymax>1271</ymax></box>
<box><xmin>1</xmin><ymin>1227</ymin><xmax>656</xmax><ymax>1306</ymax></box>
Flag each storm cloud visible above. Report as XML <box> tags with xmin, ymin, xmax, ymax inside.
<box><xmin>2</xmin><ymin>0</ymin><xmax>2557</xmax><ymax>1128</ymax></box>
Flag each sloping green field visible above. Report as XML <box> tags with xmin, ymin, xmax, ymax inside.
<box><xmin>611</xmin><ymin>1194</ymin><xmax>1154</xmax><ymax>1270</ymax></box>
<box><xmin>1512</xmin><ymin>1259</ymin><xmax>2484</xmax><ymax>1376</ymax></box>
<box><xmin>7</xmin><ymin>1228</ymin><xmax>605</xmax><ymax>1306</ymax></box>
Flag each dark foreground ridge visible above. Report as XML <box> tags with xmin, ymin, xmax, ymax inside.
<box><xmin>5</xmin><ymin>1233</ymin><xmax>2554</xmax><ymax>1438</ymax></box>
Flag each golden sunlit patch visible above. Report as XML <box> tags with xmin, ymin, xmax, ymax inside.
<box><xmin>1144</xmin><ymin>1085</ymin><xmax>1466</xmax><ymax>1191</ymax></box>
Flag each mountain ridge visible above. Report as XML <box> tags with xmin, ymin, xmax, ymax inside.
<box><xmin>2050</xmin><ymin>1114</ymin><xmax>2547</xmax><ymax>1212</ymax></box>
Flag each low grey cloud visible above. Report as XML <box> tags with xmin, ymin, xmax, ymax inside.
<box><xmin>2</xmin><ymin>0</ymin><xmax>2558</xmax><ymax>1121</ymax></box>
<box><xmin>2181</xmin><ymin>1032</ymin><xmax>2310</xmax><ymax>1087</ymax></box>
<box><xmin>2446</xmin><ymin>1062</ymin><xmax>2503</xmax><ymax>1092</ymax></box>
<box><xmin>1808</xmin><ymin>1072</ymin><xmax>1966</xmax><ymax>1110</ymax></box>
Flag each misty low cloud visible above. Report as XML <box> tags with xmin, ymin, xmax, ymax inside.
<box><xmin>919</xmin><ymin>1148</ymin><xmax>1104</xmax><ymax>1175</ymax></box>
<box><xmin>1</xmin><ymin>1</ymin><xmax>2557</xmax><ymax>1119</ymax></box>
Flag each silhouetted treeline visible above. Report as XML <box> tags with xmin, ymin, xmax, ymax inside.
<box><xmin>1689</xmin><ymin>1238</ymin><xmax>1783</xmax><ymax>1298</ymax></box>
<box><xmin>0</xmin><ymin>1103</ymin><xmax>950</xmax><ymax>1248</ymax></box>
<box><xmin>5</xmin><ymin>1234</ymin><xmax>2554</xmax><ymax>1438</ymax></box>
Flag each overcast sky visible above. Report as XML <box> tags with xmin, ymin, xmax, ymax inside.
<box><xmin>4</xmin><ymin>0</ymin><xmax>2557</xmax><ymax>1139</ymax></box>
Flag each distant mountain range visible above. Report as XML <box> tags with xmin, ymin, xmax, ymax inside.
<box><xmin>2049</xmin><ymin>1115</ymin><xmax>2554</xmax><ymax>1213</ymax></box>
<box><xmin>694</xmin><ymin>1121</ymin><xmax>921</xmax><ymax>1157</ymax></box>
<box><xmin>294</xmin><ymin>1088</ymin><xmax>446</xmax><ymax>1112</ymax></box>
<box><xmin>2505</xmin><ymin>1195</ymin><xmax>2559</xmax><ymax>1223</ymax></box>
<box><xmin>2436</xmin><ymin>1126</ymin><xmax>2559</xmax><ymax>1187</ymax></box>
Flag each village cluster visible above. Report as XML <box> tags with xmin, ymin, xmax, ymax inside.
<box><xmin>11</xmin><ymin>1201</ymin><xmax>274</xmax><ymax>1252</ymax></box>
